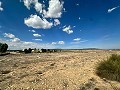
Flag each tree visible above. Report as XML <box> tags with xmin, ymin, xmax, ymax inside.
<box><xmin>0</xmin><ymin>43</ymin><xmax>8</xmax><ymax>53</ymax></box>
<box><xmin>41</xmin><ymin>48</ymin><xmax>46</xmax><ymax>53</ymax></box>
<box><xmin>28</xmin><ymin>48</ymin><xmax>32</xmax><ymax>53</ymax></box>
<box><xmin>24</xmin><ymin>48</ymin><xmax>32</xmax><ymax>54</ymax></box>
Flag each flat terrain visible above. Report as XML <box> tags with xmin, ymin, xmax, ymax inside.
<box><xmin>0</xmin><ymin>50</ymin><xmax>120</xmax><ymax>90</ymax></box>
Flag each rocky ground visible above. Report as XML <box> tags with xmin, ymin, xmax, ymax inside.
<box><xmin>0</xmin><ymin>50</ymin><xmax>120</xmax><ymax>90</ymax></box>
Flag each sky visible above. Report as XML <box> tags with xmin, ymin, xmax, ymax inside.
<box><xmin>0</xmin><ymin>0</ymin><xmax>120</xmax><ymax>50</ymax></box>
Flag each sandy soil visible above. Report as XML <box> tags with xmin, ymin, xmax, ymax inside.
<box><xmin>0</xmin><ymin>50</ymin><xmax>120</xmax><ymax>90</ymax></box>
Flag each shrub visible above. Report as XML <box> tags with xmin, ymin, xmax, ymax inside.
<box><xmin>0</xmin><ymin>43</ymin><xmax>8</xmax><ymax>53</ymax></box>
<box><xmin>96</xmin><ymin>54</ymin><xmax>120</xmax><ymax>82</ymax></box>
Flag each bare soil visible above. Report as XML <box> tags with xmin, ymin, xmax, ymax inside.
<box><xmin>0</xmin><ymin>50</ymin><xmax>120</xmax><ymax>90</ymax></box>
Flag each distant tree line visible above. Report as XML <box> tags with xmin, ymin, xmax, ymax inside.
<box><xmin>41</xmin><ymin>48</ymin><xmax>61</xmax><ymax>53</ymax></box>
<box><xmin>0</xmin><ymin>43</ymin><xmax>8</xmax><ymax>53</ymax></box>
<box><xmin>23</xmin><ymin>48</ymin><xmax>62</xmax><ymax>54</ymax></box>
<box><xmin>0</xmin><ymin>42</ymin><xmax>62</xmax><ymax>54</ymax></box>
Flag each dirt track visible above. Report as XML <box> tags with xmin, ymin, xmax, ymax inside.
<box><xmin>0</xmin><ymin>50</ymin><xmax>120</xmax><ymax>90</ymax></box>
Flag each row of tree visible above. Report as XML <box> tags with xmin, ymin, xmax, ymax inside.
<box><xmin>0</xmin><ymin>43</ymin><xmax>8</xmax><ymax>53</ymax></box>
<box><xmin>0</xmin><ymin>42</ymin><xmax>61</xmax><ymax>54</ymax></box>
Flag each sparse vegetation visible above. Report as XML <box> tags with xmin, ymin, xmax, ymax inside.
<box><xmin>1</xmin><ymin>50</ymin><xmax>120</xmax><ymax>89</ymax></box>
<box><xmin>96</xmin><ymin>54</ymin><xmax>120</xmax><ymax>82</ymax></box>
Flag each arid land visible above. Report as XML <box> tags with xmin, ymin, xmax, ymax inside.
<box><xmin>0</xmin><ymin>50</ymin><xmax>120</xmax><ymax>90</ymax></box>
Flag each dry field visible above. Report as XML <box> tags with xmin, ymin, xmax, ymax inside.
<box><xmin>0</xmin><ymin>50</ymin><xmax>120</xmax><ymax>90</ymax></box>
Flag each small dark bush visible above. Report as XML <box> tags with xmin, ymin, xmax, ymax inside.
<box><xmin>96</xmin><ymin>54</ymin><xmax>120</xmax><ymax>82</ymax></box>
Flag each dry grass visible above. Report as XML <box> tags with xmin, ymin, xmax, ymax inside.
<box><xmin>96</xmin><ymin>54</ymin><xmax>120</xmax><ymax>82</ymax></box>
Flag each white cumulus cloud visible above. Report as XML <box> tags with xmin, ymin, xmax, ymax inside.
<box><xmin>4</xmin><ymin>33</ymin><xmax>15</xmax><ymax>39</ymax></box>
<box><xmin>58</xmin><ymin>41</ymin><xmax>64</xmax><ymax>44</ymax></box>
<box><xmin>1</xmin><ymin>33</ymin><xmax>56</xmax><ymax>50</ymax></box>
<box><xmin>51</xmin><ymin>42</ymin><xmax>57</xmax><ymax>45</ymax></box>
<box><xmin>34</xmin><ymin>1</ymin><xmax>42</xmax><ymax>13</ymax></box>
<box><xmin>63</xmin><ymin>25</ymin><xmax>73</xmax><ymax>34</ymax></box>
<box><xmin>23</xmin><ymin>0</ymin><xmax>43</xmax><ymax>13</ymax></box>
<box><xmin>22</xmin><ymin>0</ymin><xmax>64</xmax><ymax>30</ymax></box>
<box><xmin>43</xmin><ymin>0</ymin><xmax>64</xmax><ymax>18</ymax></box>
<box><xmin>4</xmin><ymin>33</ymin><xmax>21</xmax><ymax>43</ymax></box>
<box><xmin>108</xmin><ymin>6</ymin><xmax>119</xmax><ymax>13</ymax></box>
<box><xmin>23</xmin><ymin>0</ymin><xmax>33</xmax><ymax>9</ymax></box>
<box><xmin>0</xmin><ymin>1</ymin><xmax>3</xmax><ymax>11</ymax></box>
<box><xmin>54</xmin><ymin>19</ymin><xmax>60</xmax><ymax>26</ymax></box>
<box><xmin>24</xmin><ymin>14</ymin><xmax>53</xmax><ymax>29</ymax></box>
<box><xmin>12</xmin><ymin>38</ymin><xmax>21</xmax><ymax>42</ymax></box>
<box><xmin>33</xmin><ymin>33</ymin><xmax>41</xmax><ymax>37</ymax></box>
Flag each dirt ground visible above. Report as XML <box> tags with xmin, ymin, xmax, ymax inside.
<box><xmin>0</xmin><ymin>50</ymin><xmax>120</xmax><ymax>90</ymax></box>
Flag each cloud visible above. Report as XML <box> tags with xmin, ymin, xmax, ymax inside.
<box><xmin>0</xmin><ymin>38</ymin><xmax>55</xmax><ymax>50</ymax></box>
<box><xmin>22</xmin><ymin>0</ymin><xmax>64</xmax><ymax>30</ymax></box>
<box><xmin>51</xmin><ymin>42</ymin><xmax>57</xmax><ymax>45</ymax></box>
<box><xmin>23</xmin><ymin>41</ymin><xmax>33</xmax><ymax>45</ymax></box>
<box><xmin>33</xmin><ymin>33</ymin><xmax>41</xmax><ymax>37</ymax></box>
<box><xmin>0</xmin><ymin>1</ymin><xmax>3</xmax><ymax>11</ymax></box>
<box><xmin>4</xmin><ymin>33</ymin><xmax>15</xmax><ymax>38</ymax></box>
<box><xmin>34</xmin><ymin>1</ymin><xmax>43</xmax><ymax>13</ymax></box>
<box><xmin>4</xmin><ymin>33</ymin><xmax>21</xmax><ymax>43</ymax></box>
<box><xmin>33</xmin><ymin>39</ymin><xmax>42</xmax><ymax>41</ymax></box>
<box><xmin>29</xmin><ymin>30</ymin><xmax>36</xmax><ymax>32</ymax></box>
<box><xmin>24</xmin><ymin>14</ymin><xmax>53</xmax><ymax>29</ymax></box>
<box><xmin>58</xmin><ymin>41</ymin><xmax>65</xmax><ymax>44</ymax></box>
<box><xmin>23</xmin><ymin>0</ymin><xmax>33</xmax><ymax>9</ymax></box>
<box><xmin>71</xmin><ymin>38</ymin><xmax>88</xmax><ymax>44</ymax></box>
<box><xmin>23</xmin><ymin>0</ymin><xmax>43</xmax><ymax>13</ymax></box>
<box><xmin>62</xmin><ymin>25</ymin><xmax>73</xmax><ymax>34</ymax></box>
<box><xmin>73</xmin><ymin>38</ymin><xmax>81</xmax><ymax>41</ymax></box>
<box><xmin>63</xmin><ymin>8</ymin><xmax>67</xmax><ymax>12</ymax></box>
<box><xmin>108</xmin><ymin>6</ymin><xmax>119</xmax><ymax>13</ymax></box>
<box><xmin>43</xmin><ymin>0</ymin><xmax>64</xmax><ymax>18</ymax></box>
<box><xmin>22</xmin><ymin>0</ymin><xmax>64</xmax><ymax>18</ymax></box>
<box><xmin>51</xmin><ymin>41</ymin><xmax>65</xmax><ymax>45</ymax></box>
<box><xmin>71</xmin><ymin>40</ymin><xmax>88</xmax><ymax>44</ymax></box>
<box><xmin>12</xmin><ymin>38</ymin><xmax>21</xmax><ymax>42</ymax></box>
<box><xmin>54</xmin><ymin>19</ymin><xmax>60</xmax><ymax>26</ymax></box>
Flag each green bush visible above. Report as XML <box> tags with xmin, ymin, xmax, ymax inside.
<box><xmin>96</xmin><ymin>54</ymin><xmax>120</xmax><ymax>82</ymax></box>
<box><xmin>0</xmin><ymin>43</ymin><xmax>8</xmax><ymax>53</ymax></box>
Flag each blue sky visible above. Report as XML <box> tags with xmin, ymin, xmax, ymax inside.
<box><xmin>0</xmin><ymin>0</ymin><xmax>120</xmax><ymax>50</ymax></box>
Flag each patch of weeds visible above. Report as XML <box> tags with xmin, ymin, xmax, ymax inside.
<box><xmin>79</xmin><ymin>78</ymin><xmax>97</xmax><ymax>90</ymax></box>
<box><xmin>96</xmin><ymin>54</ymin><xmax>120</xmax><ymax>82</ymax></box>
<box><xmin>63</xmin><ymin>80</ymin><xmax>69</xmax><ymax>88</ymax></box>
